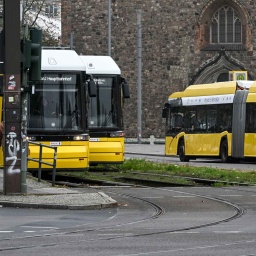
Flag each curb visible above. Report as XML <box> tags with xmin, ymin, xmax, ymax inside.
<box><xmin>0</xmin><ymin>200</ymin><xmax>118</xmax><ymax>210</ymax></box>
<box><xmin>0</xmin><ymin>192</ymin><xmax>118</xmax><ymax>210</ymax></box>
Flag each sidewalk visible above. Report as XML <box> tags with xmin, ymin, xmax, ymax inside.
<box><xmin>0</xmin><ymin>169</ymin><xmax>117</xmax><ymax>210</ymax></box>
<box><xmin>0</xmin><ymin>143</ymin><xmax>161</xmax><ymax>210</ymax></box>
<box><xmin>125</xmin><ymin>143</ymin><xmax>165</xmax><ymax>156</ymax></box>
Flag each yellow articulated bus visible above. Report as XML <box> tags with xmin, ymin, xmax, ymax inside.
<box><xmin>27</xmin><ymin>49</ymin><xmax>95</xmax><ymax>171</ymax></box>
<box><xmin>162</xmin><ymin>80</ymin><xmax>256</xmax><ymax>163</ymax></box>
<box><xmin>79</xmin><ymin>56</ymin><xmax>130</xmax><ymax>165</ymax></box>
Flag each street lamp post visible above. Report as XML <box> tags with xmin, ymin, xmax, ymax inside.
<box><xmin>108</xmin><ymin>0</ymin><xmax>111</xmax><ymax>56</ymax></box>
<box><xmin>137</xmin><ymin>9</ymin><xmax>142</xmax><ymax>144</ymax></box>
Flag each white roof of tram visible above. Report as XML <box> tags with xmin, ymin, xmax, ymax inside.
<box><xmin>79</xmin><ymin>55</ymin><xmax>121</xmax><ymax>75</ymax></box>
<box><xmin>41</xmin><ymin>49</ymin><xmax>86</xmax><ymax>71</ymax></box>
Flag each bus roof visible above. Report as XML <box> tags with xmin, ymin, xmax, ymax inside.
<box><xmin>248</xmin><ymin>81</ymin><xmax>256</xmax><ymax>93</ymax></box>
<box><xmin>247</xmin><ymin>81</ymin><xmax>256</xmax><ymax>102</ymax></box>
<box><xmin>169</xmin><ymin>80</ymin><xmax>255</xmax><ymax>99</ymax></box>
<box><xmin>41</xmin><ymin>49</ymin><xmax>85</xmax><ymax>71</ymax></box>
<box><xmin>79</xmin><ymin>55</ymin><xmax>121</xmax><ymax>75</ymax></box>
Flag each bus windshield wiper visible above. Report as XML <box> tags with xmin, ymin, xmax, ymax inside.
<box><xmin>59</xmin><ymin>110</ymin><xmax>78</xmax><ymax>135</ymax></box>
<box><xmin>100</xmin><ymin>110</ymin><xmax>115</xmax><ymax>130</ymax></box>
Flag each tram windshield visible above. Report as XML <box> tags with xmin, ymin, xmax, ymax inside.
<box><xmin>88</xmin><ymin>76</ymin><xmax>119</xmax><ymax>128</ymax></box>
<box><xmin>28</xmin><ymin>73</ymin><xmax>82</xmax><ymax>131</ymax></box>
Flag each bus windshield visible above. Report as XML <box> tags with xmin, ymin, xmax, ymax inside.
<box><xmin>28</xmin><ymin>73</ymin><xmax>82</xmax><ymax>131</ymax></box>
<box><xmin>88</xmin><ymin>77</ymin><xmax>118</xmax><ymax>128</ymax></box>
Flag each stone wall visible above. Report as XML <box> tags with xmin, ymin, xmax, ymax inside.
<box><xmin>61</xmin><ymin>0</ymin><xmax>256</xmax><ymax>138</ymax></box>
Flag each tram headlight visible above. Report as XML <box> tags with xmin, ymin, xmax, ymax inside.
<box><xmin>73</xmin><ymin>134</ymin><xmax>90</xmax><ymax>141</ymax></box>
<box><xmin>110</xmin><ymin>131</ymin><xmax>124</xmax><ymax>137</ymax></box>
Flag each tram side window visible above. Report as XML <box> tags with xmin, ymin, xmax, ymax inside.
<box><xmin>217</xmin><ymin>104</ymin><xmax>232</xmax><ymax>132</ymax></box>
<box><xmin>245</xmin><ymin>103</ymin><xmax>256</xmax><ymax>133</ymax></box>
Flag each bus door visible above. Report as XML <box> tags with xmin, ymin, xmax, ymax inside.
<box><xmin>184</xmin><ymin>108</ymin><xmax>207</xmax><ymax>155</ymax></box>
<box><xmin>185</xmin><ymin>106</ymin><xmax>219</xmax><ymax>156</ymax></box>
<box><xmin>164</xmin><ymin>104</ymin><xmax>184</xmax><ymax>155</ymax></box>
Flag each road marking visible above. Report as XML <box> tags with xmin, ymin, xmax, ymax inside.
<box><xmin>21</xmin><ymin>226</ymin><xmax>59</xmax><ymax>229</ymax></box>
<box><xmin>98</xmin><ymin>233</ymin><xmax>134</xmax><ymax>236</ymax></box>
<box><xmin>142</xmin><ymin>197</ymin><xmax>164</xmax><ymax>199</ymax></box>
<box><xmin>214</xmin><ymin>231</ymin><xmax>242</xmax><ymax>234</ymax></box>
<box><xmin>172</xmin><ymin>196</ymin><xmax>196</xmax><ymax>198</ymax></box>
<box><xmin>219</xmin><ymin>195</ymin><xmax>242</xmax><ymax>197</ymax></box>
<box><xmin>172</xmin><ymin>231</ymin><xmax>199</xmax><ymax>234</ymax></box>
<box><xmin>0</xmin><ymin>231</ymin><xmax>14</xmax><ymax>233</ymax></box>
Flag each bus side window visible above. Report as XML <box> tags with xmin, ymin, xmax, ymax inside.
<box><xmin>245</xmin><ymin>103</ymin><xmax>256</xmax><ymax>133</ymax></box>
<box><xmin>196</xmin><ymin>108</ymin><xmax>207</xmax><ymax>133</ymax></box>
<box><xmin>165</xmin><ymin>108</ymin><xmax>171</xmax><ymax>135</ymax></box>
<box><xmin>217</xmin><ymin>104</ymin><xmax>232</xmax><ymax>132</ymax></box>
<box><xmin>172</xmin><ymin>113</ymin><xmax>183</xmax><ymax>130</ymax></box>
<box><xmin>207</xmin><ymin>108</ymin><xmax>217</xmax><ymax>133</ymax></box>
<box><xmin>252</xmin><ymin>104</ymin><xmax>256</xmax><ymax>132</ymax></box>
<box><xmin>169</xmin><ymin>113</ymin><xmax>178</xmax><ymax>133</ymax></box>
<box><xmin>184</xmin><ymin>109</ymin><xmax>196</xmax><ymax>132</ymax></box>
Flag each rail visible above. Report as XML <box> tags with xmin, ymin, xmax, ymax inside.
<box><xmin>27</xmin><ymin>141</ymin><xmax>58</xmax><ymax>186</ymax></box>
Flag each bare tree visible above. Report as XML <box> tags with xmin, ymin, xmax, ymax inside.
<box><xmin>0</xmin><ymin>0</ymin><xmax>60</xmax><ymax>46</ymax></box>
<box><xmin>0</xmin><ymin>0</ymin><xmax>3</xmax><ymax>30</ymax></box>
<box><xmin>22</xmin><ymin>0</ymin><xmax>60</xmax><ymax>46</ymax></box>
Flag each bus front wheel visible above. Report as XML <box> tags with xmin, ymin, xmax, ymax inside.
<box><xmin>220</xmin><ymin>140</ymin><xmax>229</xmax><ymax>163</ymax></box>
<box><xmin>178</xmin><ymin>140</ymin><xmax>189</xmax><ymax>162</ymax></box>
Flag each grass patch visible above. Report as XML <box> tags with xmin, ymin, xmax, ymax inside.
<box><xmin>64</xmin><ymin>158</ymin><xmax>256</xmax><ymax>186</ymax></box>
<box><xmin>119</xmin><ymin>159</ymin><xmax>256</xmax><ymax>184</ymax></box>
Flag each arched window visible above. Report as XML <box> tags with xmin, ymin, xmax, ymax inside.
<box><xmin>211</xmin><ymin>6</ymin><xmax>242</xmax><ymax>44</ymax></box>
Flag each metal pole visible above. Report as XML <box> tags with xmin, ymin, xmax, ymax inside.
<box><xmin>38</xmin><ymin>144</ymin><xmax>42</xmax><ymax>182</ymax></box>
<box><xmin>3</xmin><ymin>0</ymin><xmax>22</xmax><ymax>194</ymax></box>
<box><xmin>52</xmin><ymin>147</ymin><xmax>57</xmax><ymax>187</ymax></box>
<box><xmin>21</xmin><ymin>0</ymin><xmax>25</xmax><ymax>23</ymax></box>
<box><xmin>108</xmin><ymin>0</ymin><xmax>111</xmax><ymax>56</ymax></box>
<box><xmin>70</xmin><ymin>32</ymin><xmax>73</xmax><ymax>49</ymax></box>
<box><xmin>21</xmin><ymin>23</ymin><xmax>29</xmax><ymax>194</ymax></box>
<box><xmin>137</xmin><ymin>9</ymin><xmax>142</xmax><ymax>144</ymax></box>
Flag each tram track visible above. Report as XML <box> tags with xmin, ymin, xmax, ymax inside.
<box><xmin>0</xmin><ymin>188</ymin><xmax>165</xmax><ymax>247</ymax></box>
<box><xmin>0</xmin><ymin>180</ymin><xmax>246</xmax><ymax>253</ymax></box>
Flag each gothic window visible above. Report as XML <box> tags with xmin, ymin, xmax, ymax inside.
<box><xmin>211</xmin><ymin>6</ymin><xmax>242</xmax><ymax>44</ymax></box>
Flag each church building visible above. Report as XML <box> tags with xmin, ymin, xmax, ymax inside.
<box><xmin>61</xmin><ymin>0</ymin><xmax>256</xmax><ymax>138</ymax></box>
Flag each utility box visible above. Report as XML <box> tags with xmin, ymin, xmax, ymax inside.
<box><xmin>229</xmin><ymin>71</ymin><xmax>248</xmax><ymax>81</ymax></box>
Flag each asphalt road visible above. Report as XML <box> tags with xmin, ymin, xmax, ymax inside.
<box><xmin>0</xmin><ymin>185</ymin><xmax>255</xmax><ymax>256</ymax></box>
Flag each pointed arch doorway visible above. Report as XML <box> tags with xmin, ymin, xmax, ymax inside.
<box><xmin>190</xmin><ymin>50</ymin><xmax>253</xmax><ymax>85</ymax></box>
<box><xmin>217</xmin><ymin>73</ymin><xmax>229</xmax><ymax>82</ymax></box>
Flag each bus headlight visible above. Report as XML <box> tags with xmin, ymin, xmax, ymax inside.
<box><xmin>110</xmin><ymin>131</ymin><xmax>124</xmax><ymax>137</ymax></box>
<box><xmin>27</xmin><ymin>136</ymin><xmax>36</xmax><ymax>141</ymax></box>
<box><xmin>73</xmin><ymin>134</ymin><xmax>90</xmax><ymax>141</ymax></box>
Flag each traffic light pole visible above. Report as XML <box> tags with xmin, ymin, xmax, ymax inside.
<box><xmin>3</xmin><ymin>0</ymin><xmax>26</xmax><ymax>194</ymax></box>
<box><xmin>21</xmin><ymin>25</ymin><xmax>30</xmax><ymax>194</ymax></box>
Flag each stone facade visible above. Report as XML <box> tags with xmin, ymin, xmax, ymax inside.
<box><xmin>61</xmin><ymin>0</ymin><xmax>256</xmax><ymax>138</ymax></box>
